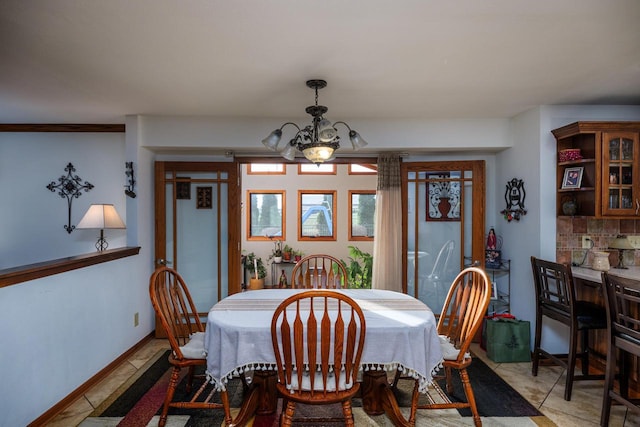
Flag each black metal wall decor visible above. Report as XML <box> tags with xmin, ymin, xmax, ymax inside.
<box><xmin>500</xmin><ymin>178</ymin><xmax>527</xmax><ymax>222</ymax></box>
<box><xmin>46</xmin><ymin>163</ymin><xmax>94</xmax><ymax>233</ymax></box>
<box><xmin>124</xmin><ymin>161</ymin><xmax>136</xmax><ymax>198</ymax></box>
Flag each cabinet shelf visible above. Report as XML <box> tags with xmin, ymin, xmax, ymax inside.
<box><xmin>558</xmin><ymin>158</ymin><xmax>596</xmax><ymax>167</ymax></box>
<box><xmin>558</xmin><ymin>187</ymin><xmax>595</xmax><ymax>193</ymax></box>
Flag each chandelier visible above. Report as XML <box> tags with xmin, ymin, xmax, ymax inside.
<box><xmin>261</xmin><ymin>79</ymin><xmax>367</xmax><ymax>164</ymax></box>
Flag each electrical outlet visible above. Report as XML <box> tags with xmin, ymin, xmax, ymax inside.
<box><xmin>627</xmin><ymin>236</ymin><xmax>640</xmax><ymax>249</ymax></box>
<box><xmin>134</xmin><ymin>312</ymin><xmax>139</xmax><ymax>327</ymax></box>
<box><xmin>582</xmin><ymin>235</ymin><xmax>592</xmax><ymax>249</ymax></box>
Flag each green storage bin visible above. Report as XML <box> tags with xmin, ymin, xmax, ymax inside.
<box><xmin>486</xmin><ymin>318</ymin><xmax>531</xmax><ymax>363</ymax></box>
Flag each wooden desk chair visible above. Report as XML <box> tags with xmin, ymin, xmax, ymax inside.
<box><xmin>530</xmin><ymin>256</ymin><xmax>606</xmax><ymax>401</ymax></box>
<box><xmin>406</xmin><ymin>266</ymin><xmax>491</xmax><ymax>427</ymax></box>
<box><xmin>600</xmin><ymin>272</ymin><xmax>640</xmax><ymax>426</ymax></box>
<box><xmin>291</xmin><ymin>254</ymin><xmax>348</xmax><ymax>288</ymax></box>
<box><xmin>149</xmin><ymin>267</ymin><xmax>232</xmax><ymax>427</ymax></box>
<box><xmin>270</xmin><ymin>290</ymin><xmax>366</xmax><ymax>427</ymax></box>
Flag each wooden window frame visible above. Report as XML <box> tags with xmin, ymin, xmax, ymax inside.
<box><xmin>298</xmin><ymin>163</ymin><xmax>336</xmax><ymax>175</ymax></box>
<box><xmin>246</xmin><ymin>190</ymin><xmax>286</xmax><ymax>241</ymax></box>
<box><xmin>247</xmin><ymin>163</ymin><xmax>286</xmax><ymax>175</ymax></box>
<box><xmin>348</xmin><ymin>190</ymin><xmax>376</xmax><ymax>241</ymax></box>
<box><xmin>298</xmin><ymin>190</ymin><xmax>337</xmax><ymax>241</ymax></box>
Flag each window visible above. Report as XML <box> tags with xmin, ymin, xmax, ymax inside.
<box><xmin>298</xmin><ymin>163</ymin><xmax>336</xmax><ymax>174</ymax></box>
<box><xmin>349</xmin><ymin>191</ymin><xmax>376</xmax><ymax>240</ymax></box>
<box><xmin>247</xmin><ymin>190</ymin><xmax>285</xmax><ymax>240</ymax></box>
<box><xmin>248</xmin><ymin>163</ymin><xmax>285</xmax><ymax>174</ymax></box>
<box><xmin>348</xmin><ymin>164</ymin><xmax>377</xmax><ymax>174</ymax></box>
<box><xmin>298</xmin><ymin>190</ymin><xmax>337</xmax><ymax>240</ymax></box>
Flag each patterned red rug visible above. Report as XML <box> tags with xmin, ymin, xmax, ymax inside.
<box><xmin>86</xmin><ymin>349</ymin><xmax>542</xmax><ymax>426</ymax></box>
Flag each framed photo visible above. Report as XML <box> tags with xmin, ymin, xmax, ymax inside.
<box><xmin>562</xmin><ymin>167</ymin><xmax>583</xmax><ymax>189</ymax></box>
<box><xmin>485</xmin><ymin>249</ymin><xmax>502</xmax><ymax>269</ymax></box>
<box><xmin>491</xmin><ymin>282</ymin><xmax>498</xmax><ymax>300</ymax></box>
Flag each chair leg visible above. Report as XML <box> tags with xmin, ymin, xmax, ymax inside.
<box><xmin>600</xmin><ymin>345</ymin><xmax>617</xmax><ymax>426</ymax></box>
<box><xmin>445</xmin><ymin>366</ymin><xmax>453</xmax><ymax>393</ymax></box>
<box><xmin>281</xmin><ymin>400</ymin><xmax>296</xmax><ymax>427</ymax></box>
<box><xmin>532</xmin><ymin>311</ymin><xmax>543</xmax><ymax>376</ymax></box>
<box><xmin>159</xmin><ymin>366</ymin><xmax>181</xmax><ymax>427</ymax></box>
<box><xmin>580</xmin><ymin>328</ymin><xmax>590</xmax><ymax>375</ymax></box>
<box><xmin>460</xmin><ymin>368</ymin><xmax>482</xmax><ymax>427</ymax></box>
<box><xmin>220</xmin><ymin>389</ymin><xmax>232</xmax><ymax>426</ymax></box>
<box><xmin>565</xmin><ymin>324</ymin><xmax>579</xmax><ymax>401</ymax></box>
<box><xmin>341</xmin><ymin>400</ymin><xmax>355</xmax><ymax>427</ymax></box>
<box><xmin>408</xmin><ymin>380</ymin><xmax>419</xmax><ymax>427</ymax></box>
<box><xmin>186</xmin><ymin>365</ymin><xmax>195</xmax><ymax>393</ymax></box>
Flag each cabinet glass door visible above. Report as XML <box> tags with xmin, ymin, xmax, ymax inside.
<box><xmin>602</xmin><ymin>132</ymin><xmax>639</xmax><ymax>216</ymax></box>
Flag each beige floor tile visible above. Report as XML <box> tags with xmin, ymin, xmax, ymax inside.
<box><xmin>83</xmin><ymin>361</ymin><xmax>138</xmax><ymax>408</ymax></box>
<box><xmin>128</xmin><ymin>339</ymin><xmax>170</xmax><ymax>369</ymax></box>
<box><xmin>45</xmin><ymin>396</ymin><xmax>94</xmax><ymax>427</ymax></box>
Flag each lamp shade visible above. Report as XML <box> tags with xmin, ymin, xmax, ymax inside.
<box><xmin>609</xmin><ymin>235</ymin><xmax>635</xmax><ymax>250</ymax></box>
<box><xmin>77</xmin><ymin>204</ymin><xmax>125</xmax><ymax>229</ymax></box>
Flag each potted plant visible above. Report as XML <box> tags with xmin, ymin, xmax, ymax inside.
<box><xmin>341</xmin><ymin>246</ymin><xmax>373</xmax><ymax>289</ymax></box>
<box><xmin>244</xmin><ymin>252</ymin><xmax>266</xmax><ymax>290</ymax></box>
<box><xmin>282</xmin><ymin>244</ymin><xmax>293</xmax><ymax>262</ymax></box>
<box><xmin>268</xmin><ymin>241</ymin><xmax>283</xmax><ymax>264</ymax></box>
<box><xmin>294</xmin><ymin>249</ymin><xmax>304</xmax><ymax>262</ymax></box>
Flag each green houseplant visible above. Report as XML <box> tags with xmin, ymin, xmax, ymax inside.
<box><xmin>341</xmin><ymin>245</ymin><xmax>373</xmax><ymax>289</ymax></box>
<box><xmin>244</xmin><ymin>252</ymin><xmax>266</xmax><ymax>289</ymax></box>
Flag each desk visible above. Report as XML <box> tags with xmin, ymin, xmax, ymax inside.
<box><xmin>205</xmin><ymin>289</ymin><xmax>442</xmax><ymax>426</ymax></box>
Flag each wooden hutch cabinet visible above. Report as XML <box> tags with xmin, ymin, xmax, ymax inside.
<box><xmin>552</xmin><ymin>121</ymin><xmax>640</xmax><ymax>218</ymax></box>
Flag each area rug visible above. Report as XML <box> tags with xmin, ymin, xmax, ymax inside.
<box><xmin>83</xmin><ymin>350</ymin><xmax>551</xmax><ymax>427</ymax></box>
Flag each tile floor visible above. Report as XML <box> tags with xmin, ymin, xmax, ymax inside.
<box><xmin>45</xmin><ymin>340</ymin><xmax>639</xmax><ymax>427</ymax></box>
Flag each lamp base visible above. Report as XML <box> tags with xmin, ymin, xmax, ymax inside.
<box><xmin>614</xmin><ymin>251</ymin><xmax>628</xmax><ymax>269</ymax></box>
<box><xmin>95</xmin><ymin>229</ymin><xmax>108</xmax><ymax>251</ymax></box>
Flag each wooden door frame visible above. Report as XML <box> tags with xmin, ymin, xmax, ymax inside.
<box><xmin>154</xmin><ymin>161</ymin><xmax>242</xmax><ymax>296</ymax></box>
<box><xmin>401</xmin><ymin>160</ymin><xmax>486</xmax><ymax>294</ymax></box>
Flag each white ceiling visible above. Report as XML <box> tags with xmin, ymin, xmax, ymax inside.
<box><xmin>1</xmin><ymin>0</ymin><xmax>639</xmax><ymax>124</ymax></box>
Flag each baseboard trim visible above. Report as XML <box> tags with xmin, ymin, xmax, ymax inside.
<box><xmin>28</xmin><ymin>332</ymin><xmax>155</xmax><ymax>426</ymax></box>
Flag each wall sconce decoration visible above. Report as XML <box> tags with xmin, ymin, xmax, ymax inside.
<box><xmin>46</xmin><ymin>162</ymin><xmax>94</xmax><ymax>233</ymax></box>
<box><xmin>124</xmin><ymin>161</ymin><xmax>136</xmax><ymax>198</ymax></box>
<box><xmin>76</xmin><ymin>204</ymin><xmax>126</xmax><ymax>251</ymax></box>
<box><xmin>500</xmin><ymin>178</ymin><xmax>527</xmax><ymax>222</ymax></box>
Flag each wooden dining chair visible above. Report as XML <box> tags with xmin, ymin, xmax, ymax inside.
<box><xmin>600</xmin><ymin>272</ymin><xmax>640</xmax><ymax>426</ymax></box>
<box><xmin>149</xmin><ymin>267</ymin><xmax>232</xmax><ymax>427</ymax></box>
<box><xmin>290</xmin><ymin>254</ymin><xmax>349</xmax><ymax>288</ymax></box>
<box><xmin>401</xmin><ymin>267</ymin><xmax>491</xmax><ymax>427</ymax></box>
<box><xmin>270</xmin><ymin>290</ymin><xmax>366</xmax><ymax>427</ymax></box>
<box><xmin>530</xmin><ymin>256</ymin><xmax>606</xmax><ymax>401</ymax></box>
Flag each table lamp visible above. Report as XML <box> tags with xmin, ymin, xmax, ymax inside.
<box><xmin>77</xmin><ymin>204</ymin><xmax>126</xmax><ymax>251</ymax></box>
<box><xmin>609</xmin><ymin>235</ymin><xmax>635</xmax><ymax>269</ymax></box>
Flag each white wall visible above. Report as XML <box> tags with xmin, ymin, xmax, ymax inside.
<box><xmin>0</xmin><ymin>129</ymin><xmax>155</xmax><ymax>427</ymax></box>
<box><xmin>499</xmin><ymin>105</ymin><xmax>640</xmax><ymax>355</ymax></box>
<box><xmin>0</xmin><ymin>133</ymin><xmax>127</xmax><ymax>267</ymax></box>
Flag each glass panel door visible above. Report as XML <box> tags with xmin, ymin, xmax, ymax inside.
<box><xmin>155</xmin><ymin>162</ymin><xmax>240</xmax><ymax>317</ymax></box>
<box><xmin>404</xmin><ymin>161</ymin><xmax>485</xmax><ymax>312</ymax></box>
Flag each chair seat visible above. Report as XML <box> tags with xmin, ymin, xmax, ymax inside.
<box><xmin>439</xmin><ymin>335</ymin><xmax>470</xmax><ymax>361</ymax></box>
<box><xmin>575</xmin><ymin>300</ymin><xmax>607</xmax><ymax>330</ymax></box>
<box><xmin>178</xmin><ymin>331</ymin><xmax>206</xmax><ymax>359</ymax></box>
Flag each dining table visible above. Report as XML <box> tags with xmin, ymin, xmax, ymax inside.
<box><xmin>204</xmin><ymin>288</ymin><xmax>443</xmax><ymax>426</ymax></box>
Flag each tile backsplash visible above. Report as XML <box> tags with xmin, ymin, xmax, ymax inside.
<box><xmin>556</xmin><ymin>218</ymin><xmax>639</xmax><ymax>267</ymax></box>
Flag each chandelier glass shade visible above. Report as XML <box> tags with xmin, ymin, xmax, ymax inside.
<box><xmin>261</xmin><ymin>79</ymin><xmax>367</xmax><ymax>164</ymax></box>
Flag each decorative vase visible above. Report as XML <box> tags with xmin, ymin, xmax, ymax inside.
<box><xmin>562</xmin><ymin>197</ymin><xmax>578</xmax><ymax>216</ymax></box>
<box><xmin>591</xmin><ymin>251</ymin><xmax>610</xmax><ymax>271</ymax></box>
<box><xmin>249</xmin><ymin>278</ymin><xmax>264</xmax><ymax>290</ymax></box>
<box><xmin>438</xmin><ymin>197</ymin><xmax>451</xmax><ymax>218</ymax></box>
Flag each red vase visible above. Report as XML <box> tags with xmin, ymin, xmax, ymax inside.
<box><xmin>438</xmin><ymin>197</ymin><xmax>451</xmax><ymax>218</ymax></box>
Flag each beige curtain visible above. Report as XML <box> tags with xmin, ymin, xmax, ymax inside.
<box><xmin>372</xmin><ymin>153</ymin><xmax>402</xmax><ymax>291</ymax></box>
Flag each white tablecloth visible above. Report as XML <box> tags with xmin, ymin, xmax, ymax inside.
<box><xmin>205</xmin><ymin>289</ymin><xmax>442</xmax><ymax>392</ymax></box>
